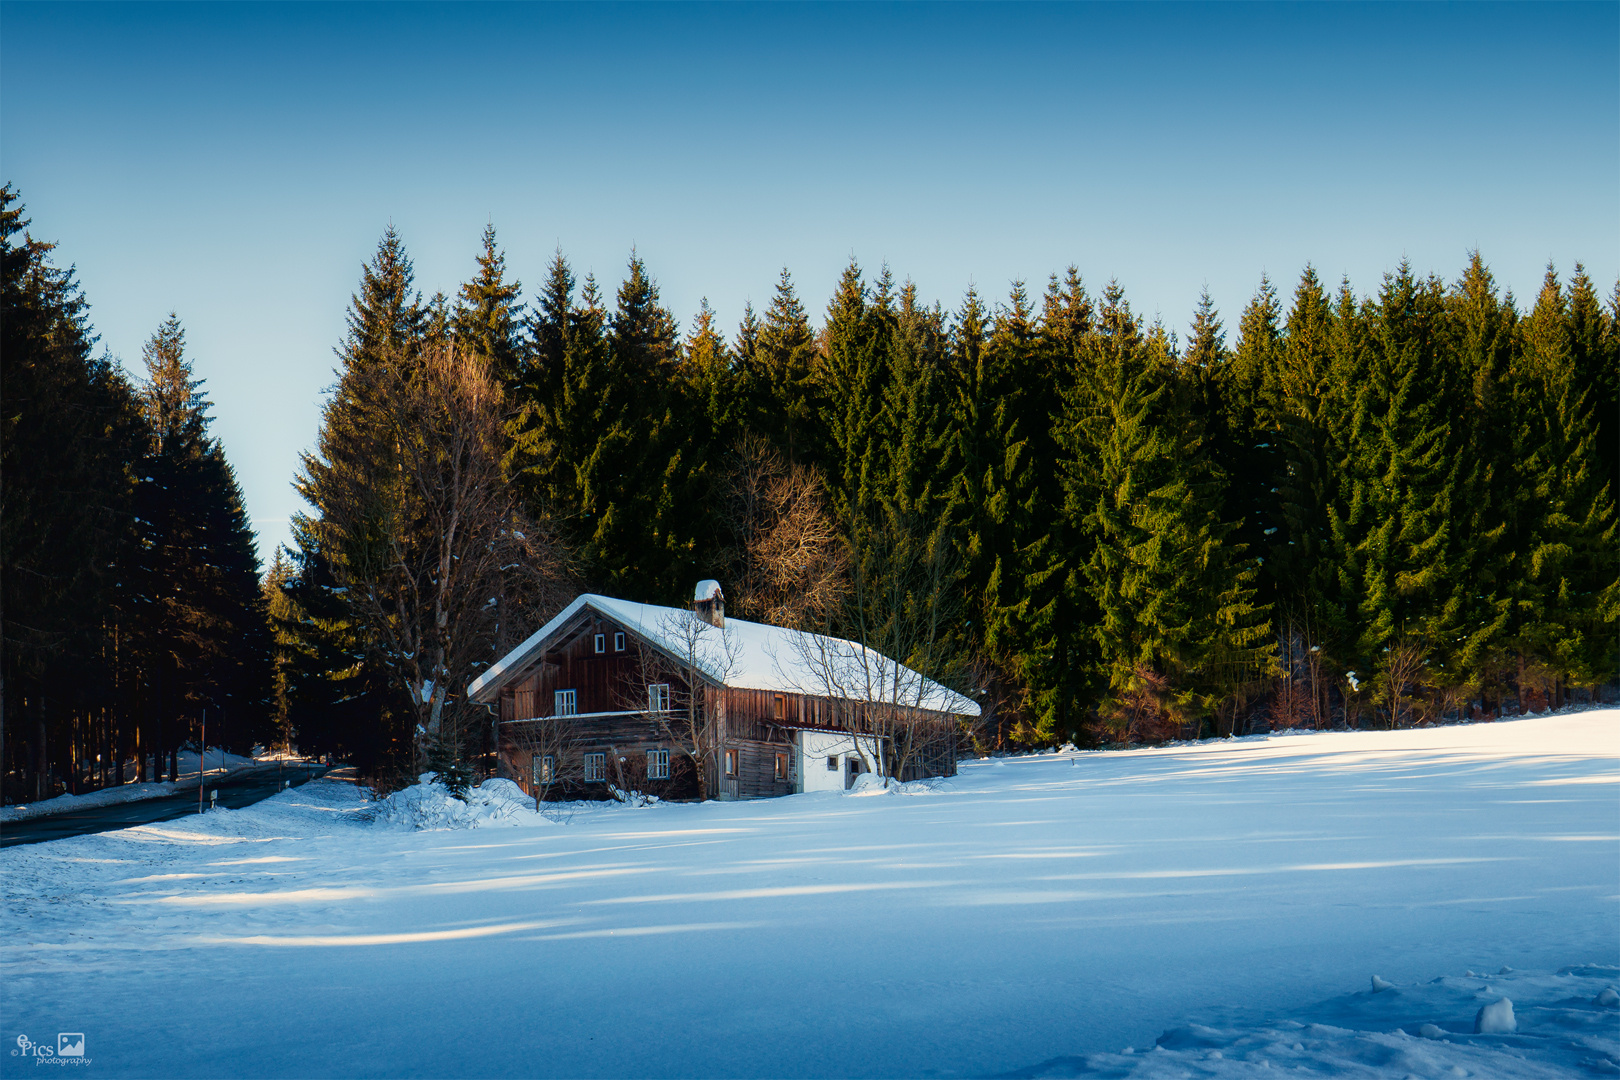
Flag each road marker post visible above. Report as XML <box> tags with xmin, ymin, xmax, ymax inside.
<box><xmin>198</xmin><ymin>709</ymin><xmax>206</xmax><ymax>815</ymax></box>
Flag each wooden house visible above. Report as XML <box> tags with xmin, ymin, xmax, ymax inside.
<box><xmin>467</xmin><ymin>581</ymin><xmax>979</xmax><ymax>801</ymax></box>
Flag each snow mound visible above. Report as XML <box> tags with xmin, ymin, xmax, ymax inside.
<box><xmin>1007</xmin><ymin>965</ymin><xmax>1619</xmax><ymax>1078</ymax></box>
<box><xmin>845</xmin><ymin>772</ymin><xmax>942</xmax><ymax>796</ymax></box>
<box><xmin>1474</xmin><ymin>996</ymin><xmax>1516</xmax><ymax>1033</ymax></box>
<box><xmin>373</xmin><ymin>775</ymin><xmax>553</xmax><ymax>830</ymax></box>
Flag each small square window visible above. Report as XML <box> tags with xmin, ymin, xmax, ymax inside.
<box><xmin>647</xmin><ymin>749</ymin><xmax>670</xmax><ymax>780</ymax></box>
<box><xmin>594</xmin><ymin>633</ymin><xmax>605</xmax><ymax>654</ymax></box>
<box><xmin>826</xmin><ymin>756</ymin><xmax>838</xmax><ymax>771</ymax></box>
<box><xmin>554</xmin><ymin>689</ymin><xmax>577</xmax><ymax>717</ymax></box>
<box><xmin>775</xmin><ymin>752</ymin><xmax>789</xmax><ymax>781</ymax></box>
<box><xmin>584</xmin><ymin>752</ymin><xmax>606</xmax><ymax>782</ymax></box>
<box><xmin>648</xmin><ymin>683</ymin><xmax>670</xmax><ymax>713</ymax></box>
<box><xmin>614</xmin><ymin>632</ymin><xmax>626</xmax><ymax>651</ymax></box>
<box><xmin>724</xmin><ymin>749</ymin><xmax>738</xmax><ymax>777</ymax></box>
<box><xmin>533</xmin><ymin>755</ymin><xmax>555</xmax><ymax>785</ymax></box>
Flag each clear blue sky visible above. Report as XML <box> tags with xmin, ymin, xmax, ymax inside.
<box><xmin>4</xmin><ymin>2</ymin><xmax>1615</xmax><ymax>565</ymax></box>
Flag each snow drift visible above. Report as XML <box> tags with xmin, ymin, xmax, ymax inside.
<box><xmin>372</xmin><ymin>774</ymin><xmax>553</xmax><ymax>830</ymax></box>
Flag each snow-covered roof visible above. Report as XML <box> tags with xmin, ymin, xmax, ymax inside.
<box><xmin>467</xmin><ymin>593</ymin><xmax>979</xmax><ymax>717</ymax></box>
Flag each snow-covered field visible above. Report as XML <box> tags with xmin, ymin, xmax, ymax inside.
<box><xmin>0</xmin><ymin>749</ymin><xmax>299</xmax><ymax>823</ymax></box>
<box><xmin>3</xmin><ymin>712</ymin><xmax>1616</xmax><ymax>1078</ymax></box>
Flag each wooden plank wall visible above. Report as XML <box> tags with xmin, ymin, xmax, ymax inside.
<box><xmin>493</xmin><ymin>607</ymin><xmax>961</xmax><ymax>799</ymax></box>
<box><xmin>499</xmin><ymin>611</ymin><xmax>689</xmax><ymax>721</ymax></box>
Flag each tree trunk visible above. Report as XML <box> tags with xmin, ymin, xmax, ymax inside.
<box><xmin>35</xmin><ymin>695</ymin><xmax>48</xmax><ymax>802</ymax></box>
<box><xmin>68</xmin><ymin>709</ymin><xmax>78</xmax><ymax>796</ymax></box>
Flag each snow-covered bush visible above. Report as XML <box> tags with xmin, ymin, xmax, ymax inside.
<box><xmin>606</xmin><ymin>784</ymin><xmax>660</xmax><ymax>807</ymax></box>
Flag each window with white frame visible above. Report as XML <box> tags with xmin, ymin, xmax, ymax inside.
<box><xmin>583</xmin><ymin>752</ymin><xmax>606</xmax><ymax>782</ymax></box>
<box><xmin>648</xmin><ymin>683</ymin><xmax>670</xmax><ymax>713</ymax></box>
<box><xmin>826</xmin><ymin>755</ymin><xmax>838</xmax><ymax>771</ymax></box>
<box><xmin>647</xmin><ymin>749</ymin><xmax>670</xmax><ymax>780</ymax></box>
<box><xmin>554</xmin><ymin>689</ymin><xmax>577</xmax><ymax>716</ymax></box>
<box><xmin>593</xmin><ymin>633</ymin><xmax>605</xmax><ymax>654</ymax></box>
<box><xmin>533</xmin><ymin>755</ymin><xmax>554</xmax><ymax>785</ymax></box>
<box><xmin>614</xmin><ymin>631</ymin><xmax>625</xmax><ymax>651</ymax></box>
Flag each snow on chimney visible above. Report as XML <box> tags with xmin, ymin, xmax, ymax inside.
<box><xmin>693</xmin><ymin>579</ymin><xmax>725</xmax><ymax>628</ymax></box>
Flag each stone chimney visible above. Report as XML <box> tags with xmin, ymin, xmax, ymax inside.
<box><xmin>692</xmin><ymin>579</ymin><xmax>725</xmax><ymax>628</ymax></box>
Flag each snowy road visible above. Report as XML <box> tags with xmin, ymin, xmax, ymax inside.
<box><xmin>0</xmin><ymin>763</ymin><xmax>329</xmax><ymax>848</ymax></box>
<box><xmin>2</xmin><ymin>712</ymin><xmax>1615</xmax><ymax>1077</ymax></box>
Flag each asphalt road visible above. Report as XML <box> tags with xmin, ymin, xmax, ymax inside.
<box><xmin>0</xmin><ymin>762</ymin><xmax>330</xmax><ymax>848</ymax></box>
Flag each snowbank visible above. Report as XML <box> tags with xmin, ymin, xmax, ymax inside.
<box><xmin>1010</xmin><ymin>965</ymin><xmax>1620</xmax><ymax>1078</ymax></box>
<box><xmin>845</xmin><ymin>772</ymin><xmax>943</xmax><ymax>796</ymax></box>
<box><xmin>372</xmin><ymin>774</ymin><xmax>556</xmax><ymax>830</ymax></box>
<box><xmin>0</xmin><ymin>749</ymin><xmax>287</xmax><ymax>822</ymax></box>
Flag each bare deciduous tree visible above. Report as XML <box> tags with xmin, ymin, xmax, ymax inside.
<box><xmin>1376</xmin><ymin>639</ymin><xmax>1427</xmax><ymax>729</ymax></box>
<box><xmin>622</xmin><ymin>610</ymin><xmax>741</xmax><ymax>801</ymax></box>
<box><xmin>785</xmin><ymin>501</ymin><xmax>971</xmax><ymax>785</ymax></box>
<box><xmin>306</xmin><ymin>341</ymin><xmax>572</xmax><ymax>769</ymax></box>
<box><xmin>722</xmin><ymin>434</ymin><xmax>846</xmax><ymax>629</ymax></box>
<box><xmin>505</xmin><ymin>712</ymin><xmax>582</xmax><ymax>809</ymax></box>
<box><xmin>1273</xmin><ymin>605</ymin><xmax>1328</xmax><ymax>731</ymax></box>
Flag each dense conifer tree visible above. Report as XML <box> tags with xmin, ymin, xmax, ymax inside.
<box><xmin>289</xmin><ymin>230</ymin><xmax>429</xmax><ymax>774</ymax></box>
<box><xmin>1216</xmin><ymin>277</ymin><xmax>1285</xmax><ymax>603</ymax></box>
<box><xmin>453</xmin><ymin>224</ymin><xmax>525</xmax><ymax>384</ymax></box>
<box><xmin>275</xmin><ymin>519</ymin><xmax>408</xmax><ymax>771</ymax></box>
<box><xmin>132</xmin><ymin>315</ymin><xmax>272</xmax><ymax>757</ymax></box>
<box><xmin>684</xmin><ymin>298</ymin><xmax>739</xmax><ymax>433</ymax></box>
<box><xmin>1061</xmin><ymin>285</ymin><xmax>1269</xmax><ymax>737</ymax></box>
<box><xmin>1005</xmin><ymin>270</ymin><xmax>1099</xmax><ymax>740</ymax></box>
<box><xmin>506</xmin><ymin>252</ymin><xmax>579</xmax><ymax>512</ymax></box>
<box><xmin>1510</xmin><ymin>269</ymin><xmax>1620</xmax><ymax>696</ymax></box>
<box><xmin>747</xmin><ymin>270</ymin><xmax>822</xmax><ymax>465</ymax></box>
<box><xmin>1</xmin><ymin>187</ymin><xmax>147</xmax><ymax>797</ymax></box>
<box><xmin>1321</xmin><ymin>265</ymin><xmax>1461</xmax><ymax>720</ymax></box>
<box><xmin>822</xmin><ymin>260</ymin><xmax>894</xmax><ymax>527</ymax></box>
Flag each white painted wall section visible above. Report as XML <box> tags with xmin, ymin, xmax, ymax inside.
<box><xmin>796</xmin><ymin>729</ymin><xmax>882</xmax><ymax>792</ymax></box>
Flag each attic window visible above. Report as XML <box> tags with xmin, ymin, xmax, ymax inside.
<box><xmin>614</xmin><ymin>632</ymin><xmax>626</xmax><ymax>651</ymax></box>
<box><xmin>774</xmin><ymin>695</ymin><xmax>786</xmax><ymax>720</ymax></box>
<box><xmin>594</xmin><ymin>634</ymin><xmax>605</xmax><ymax>654</ymax></box>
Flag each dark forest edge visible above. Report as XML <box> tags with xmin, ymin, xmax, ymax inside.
<box><xmin>4</xmin><ymin>183</ymin><xmax>1616</xmax><ymax>802</ymax></box>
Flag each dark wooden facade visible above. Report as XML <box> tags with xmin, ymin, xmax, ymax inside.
<box><xmin>494</xmin><ymin>604</ymin><xmax>958</xmax><ymax>801</ymax></box>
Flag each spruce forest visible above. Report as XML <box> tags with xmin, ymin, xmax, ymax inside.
<box><xmin>4</xmin><ymin>183</ymin><xmax>1616</xmax><ymax>798</ymax></box>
